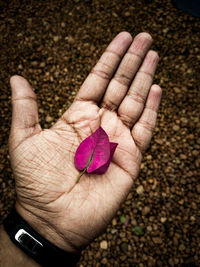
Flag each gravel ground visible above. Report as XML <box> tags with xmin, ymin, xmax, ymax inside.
<box><xmin>0</xmin><ymin>0</ymin><xmax>200</xmax><ymax>266</ymax></box>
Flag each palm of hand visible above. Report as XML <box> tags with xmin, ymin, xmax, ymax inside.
<box><xmin>9</xmin><ymin>32</ymin><xmax>161</xmax><ymax>252</ymax></box>
<box><xmin>12</xmin><ymin>101</ymin><xmax>140</xmax><ymax>250</ymax></box>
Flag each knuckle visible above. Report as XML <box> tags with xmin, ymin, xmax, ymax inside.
<box><xmin>118</xmin><ymin>114</ymin><xmax>134</xmax><ymax>128</ymax></box>
<box><xmin>114</xmin><ymin>73</ymin><xmax>132</xmax><ymax>87</ymax></box>
<box><xmin>128</xmin><ymin>91</ymin><xmax>145</xmax><ymax>105</ymax></box>
<box><xmin>90</xmin><ymin>67</ymin><xmax>111</xmax><ymax>80</ymax></box>
<box><xmin>138</xmin><ymin>120</ymin><xmax>155</xmax><ymax>132</ymax></box>
<box><xmin>101</xmin><ymin>100</ymin><xmax>117</xmax><ymax>112</ymax></box>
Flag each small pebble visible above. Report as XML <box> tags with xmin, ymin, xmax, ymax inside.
<box><xmin>53</xmin><ymin>36</ymin><xmax>60</xmax><ymax>42</ymax></box>
<box><xmin>100</xmin><ymin>240</ymin><xmax>108</xmax><ymax>250</ymax></box>
<box><xmin>136</xmin><ymin>185</ymin><xmax>144</xmax><ymax>195</ymax></box>
<box><xmin>160</xmin><ymin>217</ymin><xmax>167</xmax><ymax>223</ymax></box>
<box><xmin>152</xmin><ymin>237</ymin><xmax>162</xmax><ymax>244</ymax></box>
<box><xmin>101</xmin><ymin>258</ymin><xmax>107</xmax><ymax>264</ymax></box>
<box><xmin>196</xmin><ymin>185</ymin><xmax>200</xmax><ymax>194</ymax></box>
<box><xmin>46</xmin><ymin>115</ymin><xmax>54</xmax><ymax>122</ymax></box>
<box><xmin>142</xmin><ymin>206</ymin><xmax>151</xmax><ymax>216</ymax></box>
<box><xmin>173</xmin><ymin>125</ymin><xmax>180</xmax><ymax>131</ymax></box>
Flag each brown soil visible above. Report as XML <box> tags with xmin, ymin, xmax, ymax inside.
<box><xmin>0</xmin><ymin>0</ymin><xmax>200</xmax><ymax>266</ymax></box>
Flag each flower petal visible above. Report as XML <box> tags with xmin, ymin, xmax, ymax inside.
<box><xmin>74</xmin><ymin>127</ymin><xmax>110</xmax><ymax>172</ymax></box>
<box><xmin>93</xmin><ymin>142</ymin><xmax>118</xmax><ymax>174</ymax></box>
<box><xmin>87</xmin><ymin>127</ymin><xmax>111</xmax><ymax>173</ymax></box>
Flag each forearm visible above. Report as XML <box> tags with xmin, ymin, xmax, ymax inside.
<box><xmin>0</xmin><ymin>224</ymin><xmax>40</xmax><ymax>267</ymax></box>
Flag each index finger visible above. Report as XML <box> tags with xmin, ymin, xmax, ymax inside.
<box><xmin>75</xmin><ymin>32</ymin><xmax>133</xmax><ymax>104</ymax></box>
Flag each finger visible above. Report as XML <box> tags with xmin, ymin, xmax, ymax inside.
<box><xmin>74</xmin><ymin>32</ymin><xmax>133</xmax><ymax>104</ymax></box>
<box><xmin>9</xmin><ymin>75</ymin><xmax>41</xmax><ymax>150</ymax></box>
<box><xmin>132</xmin><ymin>84</ymin><xmax>162</xmax><ymax>153</ymax></box>
<box><xmin>100</xmin><ymin>32</ymin><xmax>152</xmax><ymax>111</ymax></box>
<box><xmin>118</xmin><ymin>50</ymin><xmax>159</xmax><ymax>128</ymax></box>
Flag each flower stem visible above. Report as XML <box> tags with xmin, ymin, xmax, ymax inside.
<box><xmin>76</xmin><ymin>156</ymin><xmax>93</xmax><ymax>183</ymax></box>
<box><xmin>76</xmin><ymin>167</ymin><xmax>87</xmax><ymax>183</ymax></box>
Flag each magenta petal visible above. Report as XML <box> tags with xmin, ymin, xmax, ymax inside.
<box><xmin>87</xmin><ymin>127</ymin><xmax>110</xmax><ymax>173</ymax></box>
<box><xmin>74</xmin><ymin>127</ymin><xmax>110</xmax><ymax>172</ymax></box>
<box><xmin>74</xmin><ymin>133</ymin><xmax>96</xmax><ymax>171</ymax></box>
<box><xmin>93</xmin><ymin>142</ymin><xmax>118</xmax><ymax>174</ymax></box>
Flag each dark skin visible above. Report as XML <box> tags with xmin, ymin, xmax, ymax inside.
<box><xmin>0</xmin><ymin>32</ymin><xmax>162</xmax><ymax>266</ymax></box>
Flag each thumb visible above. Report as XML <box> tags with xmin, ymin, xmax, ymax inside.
<box><xmin>9</xmin><ymin>75</ymin><xmax>41</xmax><ymax>150</ymax></box>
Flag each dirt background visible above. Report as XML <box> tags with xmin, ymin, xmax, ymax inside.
<box><xmin>0</xmin><ymin>0</ymin><xmax>200</xmax><ymax>266</ymax></box>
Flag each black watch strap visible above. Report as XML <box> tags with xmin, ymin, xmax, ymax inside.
<box><xmin>3</xmin><ymin>209</ymin><xmax>81</xmax><ymax>267</ymax></box>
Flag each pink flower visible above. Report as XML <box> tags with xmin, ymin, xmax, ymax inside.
<box><xmin>74</xmin><ymin>127</ymin><xmax>118</xmax><ymax>182</ymax></box>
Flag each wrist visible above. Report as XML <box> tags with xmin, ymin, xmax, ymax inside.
<box><xmin>15</xmin><ymin>201</ymin><xmax>82</xmax><ymax>255</ymax></box>
<box><xmin>0</xmin><ymin>224</ymin><xmax>40</xmax><ymax>267</ymax></box>
<box><xmin>3</xmin><ymin>206</ymin><xmax>81</xmax><ymax>266</ymax></box>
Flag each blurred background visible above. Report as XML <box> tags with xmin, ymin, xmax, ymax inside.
<box><xmin>0</xmin><ymin>0</ymin><xmax>200</xmax><ymax>266</ymax></box>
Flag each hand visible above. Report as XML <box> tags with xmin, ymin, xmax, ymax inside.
<box><xmin>9</xmin><ymin>32</ymin><xmax>162</xmax><ymax>254</ymax></box>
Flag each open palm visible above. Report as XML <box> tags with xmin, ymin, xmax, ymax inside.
<box><xmin>9</xmin><ymin>32</ymin><xmax>161</xmax><ymax>253</ymax></box>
